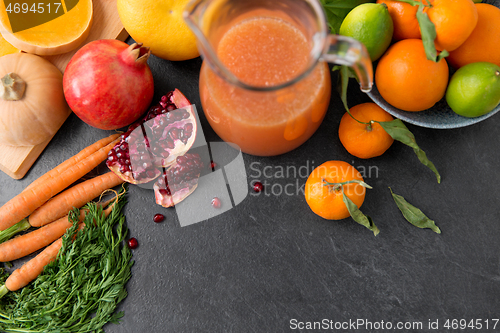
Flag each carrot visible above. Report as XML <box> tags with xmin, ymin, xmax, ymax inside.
<box><xmin>3</xmin><ymin>237</ymin><xmax>63</xmax><ymax>293</ymax></box>
<box><xmin>23</xmin><ymin>133</ymin><xmax>120</xmax><ymax>192</ymax></box>
<box><xmin>0</xmin><ymin>196</ymin><xmax>115</xmax><ymax>262</ymax></box>
<box><xmin>0</xmin><ymin>138</ymin><xmax>119</xmax><ymax>231</ymax></box>
<box><xmin>0</xmin><ymin>214</ymin><xmax>79</xmax><ymax>263</ymax></box>
<box><xmin>28</xmin><ymin>171</ymin><xmax>123</xmax><ymax>228</ymax></box>
<box><xmin>0</xmin><ymin>202</ymin><xmax>116</xmax><ymax>296</ymax></box>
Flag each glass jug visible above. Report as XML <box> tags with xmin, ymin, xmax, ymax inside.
<box><xmin>184</xmin><ymin>0</ymin><xmax>373</xmax><ymax>156</ymax></box>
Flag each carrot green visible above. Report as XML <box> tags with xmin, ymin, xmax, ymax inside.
<box><xmin>0</xmin><ymin>188</ymin><xmax>133</xmax><ymax>332</ymax></box>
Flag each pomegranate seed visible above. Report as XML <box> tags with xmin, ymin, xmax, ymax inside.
<box><xmin>128</xmin><ymin>238</ymin><xmax>138</xmax><ymax>249</ymax></box>
<box><xmin>211</xmin><ymin>197</ymin><xmax>221</xmax><ymax>209</ymax></box>
<box><xmin>209</xmin><ymin>161</ymin><xmax>217</xmax><ymax>170</ymax></box>
<box><xmin>153</xmin><ymin>214</ymin><xmax>165</xmax><ymax>223</ymax></box>
<box><xmin>253</xmin><ymin>181</ymin><xmax>264</xmax><ymax>193</ymax></box>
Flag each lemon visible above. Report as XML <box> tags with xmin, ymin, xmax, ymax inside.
<box><xmin>339</xmin><ymin>3</ymin><xmax>394</xmax><ymax>61</ymax></box>
<box><xmin>446</xmin><ymin>62</ymin><xmax>500</xmax><ymax>118</ymax></box>
<box><xmin>117</xmin><ymin>0</ymin><xmax>199</xmax><ymax>61</ymax></box>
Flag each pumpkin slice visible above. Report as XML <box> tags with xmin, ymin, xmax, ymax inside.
<box><xmin>0</xmin><ymin>33</ymin><xmax>19</xmax><ymax>57</ymax></box>
<box><xmin>0</xmin><ymin>0</ymin><xmax>93</xmax><ymax>56</ymax></box>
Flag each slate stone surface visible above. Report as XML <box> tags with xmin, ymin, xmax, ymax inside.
<box><xmin>1</xmin><ymin>39</ymin><xmax>499</xmax><ymax>333</ymax></box>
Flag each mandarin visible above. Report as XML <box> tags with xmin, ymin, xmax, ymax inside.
<box><xmin>425</xmin><ymin>0</ymin><xmax>478</xmax><ymax>52</ymax></box>
<box><xmin>376</xmin><ymin>0</ymin><xmax>421</xmax><ymax>41</ymax></box>
<box><xmin>339</xmin><ymin>103</ymin><xmax>394</xmax><ymax>159</ymax></box>
<box><xmin>375</xmin><ymin>39</ymin><xmax>449</xmax><ymax>112</ymax></box>
<box><xmin>305</xmin><ymin>161</ymin><xmax>366</xmax><ymax>220</ymax></box>
<box><xmin>447</xmin><ymin>3</ymin><xmax>500</xmax><ymax>68</ymax></box>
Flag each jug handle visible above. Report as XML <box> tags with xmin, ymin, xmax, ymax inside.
<box><xmin>320</xmin><ymin>35</ymin><xmax>373</xmax><ymax>93</ymax></box>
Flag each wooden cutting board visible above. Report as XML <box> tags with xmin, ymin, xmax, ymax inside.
<box><xmin>0</xmin><ymin>0</ymin><xmax>128</xmax><ymax>179</ymax></box>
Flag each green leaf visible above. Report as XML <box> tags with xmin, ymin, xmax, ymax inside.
<box><xmin>342</xmin><ymin>190</ymin><xmax>380</xmax><ymax>236</ymax></box>
<box><xmin>389</xmin><ymin>187</ymin><xmax>441</xmax><ymax>234</ymax></box>
<box><xmin>416</xmin><ymin>3</ymin><xmax>442</xmax><ymax>62</ymax></box>
<box><xmin>391</xmin><ymin>0</ymin><xmax>425</xmax><ymax>5</ymax></box>
<box><xmin>339</xmin><ymin>65</ymin><xmax>350</xmax><ymax>112</ymax></box>
<box><xmin>336</xmin><ymin>65</ymin><xmax>360</xmax><ymax>112</ymax></box>
<box><xmin>345</xmin><ymin>179</ymin><xmax>373</xmax><ymax>189</ymax></box>
<box><xmin>393</xmin><ymin>0</ymin><xmax>448</xmax><ymax>62</ymax></box>
<box><xmin>378</xmin><ymin>119</ymin><xmax>441</xmax><ymax>183</ymax></box>
<box><xmin>319</xmin><ymin>0</ymin><xmax>371</xmax><ymax>34</ymax></box>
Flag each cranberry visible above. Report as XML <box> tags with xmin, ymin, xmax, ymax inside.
<box><xmin>211</xmin><ymin>197</ymin><xmax>221</xmax><ymax>208</ymax></box>
<box><xmin>128</xmin><ymin>237</ymin><xmax>138</xmax><ymax>249</ymax></box>
<box><xmin>153</xmin><ymin>214</ymin><xmax>165</xmax><ymax>223</ymax></box>
<box><xmin>253</xmin><ymin>181</ymin><xmax>264</xmax><ymax>193</ymax></box>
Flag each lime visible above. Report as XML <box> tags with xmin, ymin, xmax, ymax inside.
<box><xmin>339</xmin><ymin>3</ymin><xmax>394</xmax><ymax>61</ymax></box>
<box><xmin>446</xmin><ymin>62</ymin><xmax>500</xmax><ymax>118</ymax></box>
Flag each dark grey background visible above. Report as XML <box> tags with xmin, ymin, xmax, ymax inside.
<box><xmin>1</xmin><ymin>39</ymin><xmax>499</xmax><ymax>332</ymax></box>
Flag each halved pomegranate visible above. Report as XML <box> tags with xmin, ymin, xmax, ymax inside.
<box><xmin>154</xmin><ymin>153</ymin><xmax>204</xmax><ymax>207</ymax></box>
<box><xmin>144</xmin><ymin>105</ymin><xmax>197</xmax><ymax>167</ymax></box>
<box><xmin>106</xmin><ymin>89</ymin><xmax>196</xmax><ymax>184</ymax></box>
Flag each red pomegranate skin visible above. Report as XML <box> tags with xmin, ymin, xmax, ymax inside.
<box><xmin>63</xmin><ymin>40</ymin><xmax>154</xmax><ymax>130</ymax></box>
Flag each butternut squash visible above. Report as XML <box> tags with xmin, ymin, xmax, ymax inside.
<box><xmin>0</xmin><ymin>0</ymin><xmax>93</xmax><ymax>56</ymax></box>
<box><xmin>0</xmin><ymin>52</ymin><xmax>70</xmax><ymax>146</ymax></box>
<box><xmin>0</xmin><ymin>33</ymin><xmax>19</xmax><ymax>57</ymax></box>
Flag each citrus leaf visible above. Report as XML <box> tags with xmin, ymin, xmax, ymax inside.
<box><xmin>323</xmin><ymin>2</ymin><xmax>365</xmax><ymax>9</ymax></box>
<box><xmin>436</xmin><ymin>49</ymin><xmax>449</xmax><ymax>62</ymax></box>
<box><xmin>392</xmin><ymin>0</ymin><xmax>425</xmax><ymax>6</ymax></box>
<box><xmin>339</xmin><ymin>65</ymin><xmax>350</xmax><ymax>112</ymax></box>
<box><xmin>415</xmin><ymin>3</ymin><xmax>441</xmax><ymax>61</ymax></box>
<box><xmin>389</xmin><ymin>187</ymin><xmax>441</xmax><ymax>234</ymax></box>
<box><xmin>378</xmin><ymin>119</ymin><xmax>441</xmax><ymax>183</ymax></box>
<box><xmin>319</xmin><ymin>0</ymin><xmax>371</xmax><ymax>34</ymax></box>
<box><xmin>396</xmin><ymin>0</ymin><xmax>448</xmax><ymax>62</ymax></box>
<box><xmin>342</xmin><ymin>190</ymin><xmax>380</xmax><ymax>236</ymax></box>
<box><xmin>324</xmin><ymin>179</ymin><xmax>373</xmax><ymax>189</ymax></box>
<box><xmin>343</xmin><ymin>179</ymin><xmax>373</xmax><ymax>189</ymax></box>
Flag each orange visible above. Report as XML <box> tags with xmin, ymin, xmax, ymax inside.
<box><xmin>117</xmin><ymin>0</ymin><xmax>199</xmax><ymax>61</ymax></box>
<box><xmin>339</xmin><ymin>103</ymin><xmax>394</xmax><ymax>159</ymax></box>
<box><xmin>305</xmin><ymin>161</ymin><xmax>366</xmax><ymax>220</ymax></box>
<box><xmin>377</xmin><ymin>0</ymin><xmax>421</xmax><ymax>41</ymax></box>
<box><xmin>425</xmin><ymin>0</ymin><xmax>478</xmax><ymax>52</ymax></box>
<box><xmin>447</xmin><ymin>4</ymin><xmax>500</xmax><ymax>68</ymax></box>
<box><xmin>375</xmin><ymin>39</ymin><xmax>449</xmax><ymax>112</ymax></box>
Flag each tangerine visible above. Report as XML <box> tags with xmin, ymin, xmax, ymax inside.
<box><xmin>375</xmin><ymin>39</ymin><xmax>449</xmax><ymax>112</ymax></box>
<box><xmin>425</xmin><ymin>0</ymin><xmax>478</xmax><ymax>52</ymax></box>
<box><xmin>447</xmin><ymin>3</ymin><xmax>500</xmax><ymax>68</ymax></box>
<box><xmin>305</xmin><ymin>161</ymin><xmax>366</xmax><ymax>220</ymax></box>
<box><xmin>339</xmin><ymin>103</ymin><xmax>394</xmax><ymax>159</ymax></box>
<box><xmin>376</xmin><ymin>0</ymin><xmax>421</xmax><ymax>41</ymax></box>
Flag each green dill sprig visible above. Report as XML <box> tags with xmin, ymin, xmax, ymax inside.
<box><xmin>0</xmin><ymin>187</ymin><xmax>133</xmax><ymax>333</ymax></box>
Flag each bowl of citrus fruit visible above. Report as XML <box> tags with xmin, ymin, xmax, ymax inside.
<box><xmin>338</xmin><ymin>0</ymin><xmax>500</xmax><ymax>129</ymax></box>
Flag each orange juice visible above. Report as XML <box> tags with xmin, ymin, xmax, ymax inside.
<box><xmin>199</xmin><ymin>16</ymin><xmax>331</xmax><ymax>156</ymax></box>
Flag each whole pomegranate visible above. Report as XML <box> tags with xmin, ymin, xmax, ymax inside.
<box><xmin>63</xmin><ymin>40</ymin><xmax>154</xmax><ymax>130</ymax></box>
